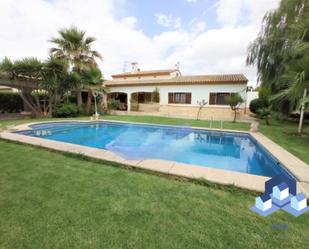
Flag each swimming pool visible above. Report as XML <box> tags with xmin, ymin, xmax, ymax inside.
<box><xmin>17</xmin><ymin>121</ymin><xmax>292</xmax><ymax>178</ymax></box>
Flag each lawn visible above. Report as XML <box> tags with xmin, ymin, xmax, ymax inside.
<box><xmin>0</xmin><ymin>139</ymin><xmax>308</xmax><ymax>249</ymax></box>
<box><xmin>258</xmin><ymin>119</ymin><xmax>309</xmax><ymax>165</ymax></box>
<box><xmin>0</xmin><ymin>114</ymin><xmax>250</xmax><ymax>131</ymax></box>
<box><xmin>102</xmin><ymin>114</ymin><xmax>251</xmax><ymax>131</ymax></box>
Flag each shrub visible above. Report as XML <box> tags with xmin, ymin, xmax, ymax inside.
<box><xmin>152</xmin><ymin>88</ymin><xmax>160</xmax><ymax>103</ymax></box>
<box><xmin>272</xmin><ymin>111</ymin><xmax>289</xmax><ymax>121</ymax></box>
<box><xmin>258</xmin><ymin>87</ymin><xmax>271</xmax><ymax>105</ymax></box>
<box><xmin>52</xmin><ymin>103</ymin><xmax>81</xmax><ymax>118</ymax></box>
<box><xmin>249</xmin><ymin>98</ymin><xmax>268</xmax><ymax>113</ymax></box>
<box><xmin>0</xmin><ymin>92</ymin><xmax>23</xmax><ymax>113</ymax></box>
<box><xmin>257</xmin><ymin>107</ymin><xmax>271</xmax><ymax>125</ymax></box>
<box><xmin>107</xmin><ymin>99</ymin><xmax>120</xmax><ymax>110</ymax></box>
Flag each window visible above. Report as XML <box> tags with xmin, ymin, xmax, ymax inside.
<box><xmin>168</xmin><ymin>92</ymin><xmax>191</xmax><ymax>104</ymax></box>
<box><xmin>209</xmin><ymin>92</ymin><xmax>235</xmax><ymax>105</ymax></box>
<box><xmin>175</xmin><ymin>93</ymin><xmax>186</xmax><ymax>103</ymax></box>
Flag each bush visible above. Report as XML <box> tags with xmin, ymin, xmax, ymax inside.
<box><xmin>107</xmin><ymin>99</ymin><xmax>120</xmax><ymax>110</ymax></box>
<box><xmin>0</xmin><ymin>92</ymin><xmax>23</xmax><ymax>113</ymax></box>
<box><xmin>257</xmin><ymin>107</ymin><xmax>271</xmax><ymax>125</ymax></box>
<box><xmin>52</xmin><ymin>103</ymin><xmax>81</xmax><ymax>118</ymax></box>
<box><xmin>152</xmin><ymin>88</ymin><xmax>160</xmax><ymax>103</ymax></box>
<box><xmin>258</xmin><ymin>87</ymin><xmax>270</xmax><ymax>104</ymax></box>
<box><xmin>272</xmin><ymin>111</ymin><xmax>289</xmax><ymax>121</ymax></box>
<box><xmin>249</xmin><ymin>98</ymin><xmax>268</xmax><ymax>114</ymax></box>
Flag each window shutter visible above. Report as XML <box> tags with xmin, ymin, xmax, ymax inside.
<box><xmin>209</xmin><ymin>93</ymin><xmax>216</xmax><ymax>105</ymax></box>
<box><xmin>168</xmin><ymin>93</ymin><xmax>174</xmax><ymax>104</ymax></box>
<box><xmin>185</xmin><ymin>93</ymin><xmax>192</xmax><ymax>104</ymax></box>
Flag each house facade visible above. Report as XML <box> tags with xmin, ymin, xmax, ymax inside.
<box><xmin>104</xmin><ymin>63</ymin><xmax>249</xmax><ymax>120</ymax></box>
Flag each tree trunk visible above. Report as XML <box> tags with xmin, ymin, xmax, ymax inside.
<box><xmin>77</xmin><ymin>90</ymin><xmax>83</xmax><ymax>108</ymax></box>
<box><xmin>48</xmin><ymin>94</ymin><xmax>53</xmax><ymax>118</ymax></box>
<box><xmin>233</xmin><ymin>109</ymin><xmax>237</xmax><ymax>123</ymax></box>
<box><xmin>21</xmin><ymin>89</ymin><xmax>32</xmax><ymax>112</ymax></box>
<box><xmin>86</xmin><ymin>89</ymin><xmax>92</xmax><ymax>115</ymax></box>
<box><xmin>33</xmin><ymin>92</ymin><xmax>44</xmax><ymax>116</ymax></box>
<box><xmin>196</xmin><ymin>107</ymin><xmax>201</xmax><ymax>120</ymax></box>
<box><xmin>19</xmin><ymin>89</ymin><xmax>43</xmax><ymax>117</ymax></box>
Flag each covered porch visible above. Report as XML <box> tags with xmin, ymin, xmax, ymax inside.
<box><xmin>107</xmin><ymin>90</ymin><xmax>160</xmax><ymax>112</ymax></box>
<box><xmin>107</xmin><ymin>92</ymin><xmax>128</xmax><ymax>111</ymax></box>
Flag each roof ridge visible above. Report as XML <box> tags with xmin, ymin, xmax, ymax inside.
<box><xmin>104</xmin><ymin>73</ymin><xmax>248</xmax><ymax>86</ymax></box>
<box><xmin>112</xmin><ymin>68</ymin><xmax>179</xmax><ymax>77</ymax></box>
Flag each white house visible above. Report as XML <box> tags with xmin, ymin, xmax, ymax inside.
<box><xmin>291</xmin><ymin>193</ymin><xmax>307</xmax><ymax>211</ymax></box>
<box><xmin>255</xmin><ymin>194</ymin><xmax>272</xmax><ymax>211</ymax></box>
<box><xmin>104</xmin><ymin>63</ymin><xmax>249</xmax><ymax>120</ymax></box>
<box><xmin>272</xmin><ymin>182</ymin><xmax>289</xmax><ymax>201</ymax></box>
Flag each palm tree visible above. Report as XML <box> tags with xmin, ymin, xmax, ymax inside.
<box><xmin>49</xmin><ymin>26</ymin><xmax>102</xmax><ymax>110</ymax></box>
<box><xmin>41</xmin><ymin>56</ymin><xmax>81</xmax><ymax>117</ymax></box>
<box><xmin>80</xmin><ymin>67</ymin><xmax>105</xmax><ymax>114</ymax></box>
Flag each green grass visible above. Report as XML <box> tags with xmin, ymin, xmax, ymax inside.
<box><xmin>0</xmin><ymin>116</ymin><xmax>90</xmax><ymax>128</ymax></box>
<box><xmin>0</xmin><ymin>139</ymin><xmax>308</xmax><ymax>249</ymax></box>
<box><xmin>101</xmin><ymin>115</ymin><xmax>251</xmax><ymax>131</ymax></box>
<box><xmin>258</xmin><ymin>119</ymin><xmax>309</xmax><ymax>164</ymax></box>
<box><xmin>0</xmin><ymin>114</ymin><xmax>250</xmax><ymax>131</ymax></box>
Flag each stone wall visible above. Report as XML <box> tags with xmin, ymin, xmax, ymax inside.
<box><xmin>138</xmin><ymin>103</ymin><xmax>160</xmax><ymax>112</ymax></box>
<box><xmin>159</xmin><ymin>105</ymin><xmax>244</xmax><ymax>120</ymax></box>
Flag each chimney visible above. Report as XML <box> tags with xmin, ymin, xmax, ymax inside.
<box><xmin>131</xmin><ymin>62</ymin><xmax>139</xmax><ymax>73</ymax></box>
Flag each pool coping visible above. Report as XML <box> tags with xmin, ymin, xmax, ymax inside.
<box><xmin>1</xmin><ymin>119</ymin><xmax>309</xmax><ymax>195</ymax></box>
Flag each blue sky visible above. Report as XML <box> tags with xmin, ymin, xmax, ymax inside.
<box><xmin>114</xmin><ymin>0</ymin><xmax>220</xmax><ymax>36</ymax></box>
<box><xmin>0</xmin><ymin>0</ymin><xmax>280</xmax><ymax>84</ymax></box>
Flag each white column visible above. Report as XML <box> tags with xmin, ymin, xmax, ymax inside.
<box><xmin>127</xmin><ymin>93</ymin><xmax>131</xmax><ymax>112</ymax></box>
<box><xmin>102</xmin><ymin>94</ymin><xmax>107</xmax><ymax>108</ymax></box>
<box><xmin>298</xmin><ymin>88</ymin><xmax>307</xmax><ymax>134</ymax></box>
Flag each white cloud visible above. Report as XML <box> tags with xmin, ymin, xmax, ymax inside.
<box><xmin>121</xmin><ymin>16</ymin><xmax>138</xmax><ymax>28</ymax></box>
<box><xmin>155</xmin><ymin>13</ymin><xmax>181</xmax><ymax>29</ymax></box>
<box><xmin>216</xmin><ymin>0</ymin><xmax>280</xmax><ymax>27</ymax></box>
<box><xmin>0</xmin><ymin>0</ymin><xmax>281</xmax><ymax>85</ymax></box>
<box><xmin>194</xmin><ymin>21</ymin><xmax>206</xmax><ymax>33</ymax></box>
<box><xmin>189</xmin><ymin>18</ymin><xmax>207</xmax><ymax>33</ymax></box>
<box><xmin>186</xmin><ymin>0</ymin><xmax>197</xmax><ymax>2</ymax></box>
<box><xmin>216</xmin><ymin>0</ymin><xmax>243</xmax><ymax>26</ymax></box>
<box><xmin>0</xmin><ymin>0</ymin><xmax>158</xmax><ymax>79</ymax></box>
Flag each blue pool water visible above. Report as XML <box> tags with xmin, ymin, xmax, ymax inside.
<box><xmin>18</xmin><ymin>121</ymin><xmax>293</xmax><ymax>178</ymax></box>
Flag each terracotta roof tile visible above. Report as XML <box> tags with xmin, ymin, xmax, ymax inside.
<box><xmin>112</xmin><ymin>69</ymin><xmax>179</xmax><ymax>78</ymax></box>
<box><xmin>104</xmin><ymin>74</ymin><xmax>248</xmax><ymax>87</ymax></box>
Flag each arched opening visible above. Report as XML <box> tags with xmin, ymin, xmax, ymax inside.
<box><xmin>107</xmin><ymin>92</ymin><xmax>128</xmax><ymax>110</ymax></box>
<box><xmin>131</xmin><ymin>91</ymin><xmax>160</xmax><ymax>112</ymax></box>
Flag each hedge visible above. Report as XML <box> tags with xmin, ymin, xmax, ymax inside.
<box><xmin>0</xmin><ymin>92</ymin><xmax>24</xmax><ymax>113</ymax></box>
<box><xmin>249</xmin><ymin>98</ymin><xmax>268</xmax><ymax>114</ymax></box>
<box><xmin>52</xmin><ymin>103</ymin><xmax>82</xmax><ymax>118</ymax></box>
